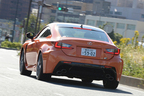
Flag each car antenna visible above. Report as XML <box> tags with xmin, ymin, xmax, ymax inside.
<box><xmin>80</xmin><ymin>24</ymin><xmax>83</xmax><ymax>28</ymax></box>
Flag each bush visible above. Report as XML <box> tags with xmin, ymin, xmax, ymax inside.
<box><xmin>99</xmin><ymin>23</ymin><xmax>123</xmax><ymax>44</ymax></box>
<box><xmin>1</xmin><ymin>41</ymin><xmax>22</xmax><ymax>50</ymax></box>
<box><xmin>114</xmin><ymin>33</ymin><xmax>123</xmax><ymax>44</ymax></box>
<box><xmin>116</xmin><ymin>30</ymin><xmax>144</xmax><ymax>79</ymax></box>
<box><xmin>108</xmin><ymin>31</ymin><xmax>123</xmax><ymax>44</ymax></box>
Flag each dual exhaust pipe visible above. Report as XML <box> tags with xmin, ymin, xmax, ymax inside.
<box><xmin>105</xmin><ymin>74</ymin><xmax>114</xmax><ymax>81</ymax></box>
<box><xmin>56</xmin><ymin>70</ymin><xmax>114</xmax><ymax>81</ymax></box>
<box><xmin>56</xmin><ymin>69</ymin><xmax>67</xmax><ymax>75</ymax></box>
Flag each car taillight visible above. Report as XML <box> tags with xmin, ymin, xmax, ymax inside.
<box><xmin>54</xmin><ymin>42</ymin><xmax>73</xmax><ymax>49</ymax></box>
<box><xmin>105</xmin><ymin>49</ymin><xmax>120</xmax><ymax>55</ymax></box>
<box><xmin>73</xmin><ymin>27</ymin><xmax>92</xmax><ymax>30</ymax></box>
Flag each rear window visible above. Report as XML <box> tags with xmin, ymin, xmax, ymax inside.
<box><xmin>58</xmin><ymin>27</ymin><xmax>109</xmax><ymax>42</ymax></box>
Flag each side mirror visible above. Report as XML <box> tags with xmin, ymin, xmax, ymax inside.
<box><xmin>26</xmin><ymin>32</ymin><xmax>34</xmax><ymax>39</ymax></box>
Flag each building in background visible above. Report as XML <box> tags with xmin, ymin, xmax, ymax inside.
<box><xmin>85</xmin><ymin>15</ymin><xmax>144</xmax><ymax>41</ymax></box>
<box><xmin>40</xmin><ymin>0</ymin><xmax>110</xmax><ymax>23</ymax></box>
<box><xmin>0</xmin><ymin>19</ymin><xmax>20</xmax><ymax>42</ymax></box>
<box><xmin>92</xmin><ymin>0</ymin><xmax>111</xmax><ymax>16</ymax></box>
<box><xmin>105</xmin><ymin>0</ymin><xmax>144</xmax><ymax>21</ymax></box>
<box><xmin>0</xmin><ymin>0</ymin><xmax>29</xmax><ymax>21</ymax></box>
<box><xmin>71</xmin><ymin>0</ymin><xmax>93</xmax><ymax>3</ymax></box>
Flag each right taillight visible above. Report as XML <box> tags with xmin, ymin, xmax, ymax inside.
<box><xmin>105</xmin><ymin>49</ymin><xmax>120</xmax><ymax>55</ymax></box>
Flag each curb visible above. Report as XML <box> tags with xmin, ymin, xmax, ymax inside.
<box><xmin>120</xmin><ymin>75</ymin><xmax>144</xmax><ymax>89</ymax></box>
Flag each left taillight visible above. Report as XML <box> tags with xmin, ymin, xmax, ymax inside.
<box><xmin>54</xmin><ymin>42</ymin><xmax>73</xmax><ymax>49</ymax></box>
<box><xmin>105</xmin><ymin>49</ymin><xmax>120</xmax><ymax>55</ymax></box>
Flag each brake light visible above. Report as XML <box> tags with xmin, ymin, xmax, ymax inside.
<box><xmin>73</xmin><ymin>27</ymin><xmax>92</xmax><ymax>30</ymax></box>
<box><xmin>54</xmin><ymin>42</ymin><xmax>73</xmax><ymax>49</ymax></box>
<box><xmin>104</xmin><ymin>66</ymin><xmax>112</xmax><ymax>68</ymax></box>
<box><xmin>105</xmin><ymin>49</ymin><xmax>120</xmax><ymax>55</ymax></box>
<box><xmin>54</xmin><ymin>42</ymin><xmax>61</xmax><ymax>48</ymax></box>
<box><xmin>63</xmin><ymin>61</ymin><xmax>71</xmax><ymax>64</ymax></box>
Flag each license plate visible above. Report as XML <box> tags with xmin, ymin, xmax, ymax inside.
<box><xmin>81</xmin><ymin>48</ymin><xmax>96</xmax><ymax>57</ymax></box>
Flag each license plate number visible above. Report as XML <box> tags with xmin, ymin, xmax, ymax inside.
<box><xmin>81</xmin><ymin>48</ymin><xmax>96</xmax><ymax>57</ymax></box>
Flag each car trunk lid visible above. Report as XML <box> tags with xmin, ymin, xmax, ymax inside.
<box><xmin>58</xmin><ymin>38</ymin><xmax>117</xmax><ymax>60</ymax></box>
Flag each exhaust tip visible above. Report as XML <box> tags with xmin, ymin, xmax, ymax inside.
<box><xmin>61</xmin><ymin>69</ymin><xmax>67</xmax><ymax>73</ymax></box>
<box><xmin>56</xmin><ymin>71</ymin><xmax>62</xmax><ymax>75</ymax></box>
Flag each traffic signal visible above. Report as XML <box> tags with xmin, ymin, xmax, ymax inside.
<box><xmin>58</xmin><ymin>7</ymin><xmax>68</xmax><ymax>12</ymax></box>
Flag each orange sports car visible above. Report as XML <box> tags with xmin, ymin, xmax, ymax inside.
<box><xmin>19</xmin><ymin>22</ymin><xmax>123</xmax><ymax>89</ymax></box>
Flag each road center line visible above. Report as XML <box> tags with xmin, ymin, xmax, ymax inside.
<box><xmin>7</xmin><ymin>67</ymin><xmax>19</xmax><ymax>72</ymax></box>
<box><xmin>0</xmin><ymin>74</ymin><xmax>14</xmax><ymax>80</ymax></box>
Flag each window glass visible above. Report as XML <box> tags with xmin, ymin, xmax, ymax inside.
<box><xmin>97</xmin><ymin>21</ymin><xmax>105</xmax><ymax>27</ymax></box>
<box><xmin>127</xmin><ymin>24</ymin><xmax>136</xmax><ymax>30</ymax></box>
<box><xmin>36</xmin><ymin>27</ymin><xmax>51</xmax><ymax>39</ymax></box>
<box><xmin>117</xmin><ymin>23</ymin><xmax>125</xmax><ymax>29</ymax></box>
<box><xmin>87</xmin><ymin>19</ymin><xmax>95</xmax><ymax>26</ymax></box>
<box><xmin>107</xmin><ymin>22</ymin><xmax>115</xmax><ymax>28</ymax></box>
<box><xmin>141</xmin><ymin>14</ymin><xmax>144</xmax><ymax>18</ymax></box>
<box><xmin>115</xmin><ymin>12</ymin><xmax>122</xmax><ymax>15</ymax></box>
<box><xmin>58</xmin><ymin>27</ymin><xmax>109</xmax><ymax>42</ymax></box>
<box><xmin>51</xmin><ymin>10</ymin><xmax>56</xmax><ymax>13</ymax></box>
<box><xmin>40</xmin><ymin>29</ymin><xmax>51</xmax><ymax>38</ymax></box>
<box><xmin>110</xmin><ymin>11</ymin><xmax>113</xmax><ymax>14</ymax></box>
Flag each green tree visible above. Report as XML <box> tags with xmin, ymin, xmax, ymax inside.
<box><xmin>24</xmin><ymin>14</ymin><xmax>46</xmax><ymax>34</ymax></box>
<box><xmin>99</xmin><ymin>23</ymin><xmax>123</xmax><ymax>44</ymax></box>
<box><xmin>25</xmin><ymin>14</ymin><xmax>37</xmax><ymax>33</ymax></box>
<box><xmin>108</xmin><ymin>29</ymin><xmax>115</xmax><ymax>41</ymax></box>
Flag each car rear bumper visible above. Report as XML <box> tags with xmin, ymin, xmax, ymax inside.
<box><xmin>42</xmin><ymin>50</ymin><xmax>123</xmax><ymax>81</ymax></box>
<box><xmin>53</xmin><ymin>61</ymin><xmax>117</xmax><ymax>80</ymax></box>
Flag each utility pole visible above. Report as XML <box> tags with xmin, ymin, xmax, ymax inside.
<box><xmin>23</xmin><ymin>0</ymin><xmax>68</xmax><ymax>42</ymax></box>
<box><xmin>37</xmin><ymin>0</ymin><xmax>44</xmax><ymax>33</ymax></box>
<box><xmin>55</xmin><ymin>2</ymin><xmax>59</xmax><ymax>21</ymax></box>
<box><xmin>63</xmin><ymin>0</ymin><xmax>68</xmax><ymax>22</ymax></box>
<box><xmin>24</xmin><ymin>0</ymin><xmax>32</xmax><ymax>42</ymax></box>
<box><xmin>12</xmin><ymin>0</ymin><xmax>19</xmax><ymax>42</ymax></box>
<box><xmin>21</xmin><ymin>20</ymin><xmax>25</xmax><ymax>44</ymax></box>
<box><xmin>34</xmin><ymin>5</ymin><xmax>40</xmax><ymax>34</ymax></box>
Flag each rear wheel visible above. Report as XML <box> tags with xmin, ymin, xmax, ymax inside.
<box><xmin>103</xmin><ymin>80</ymin><xmax>119</xmax><ymax>89</ymax></box>
<box><xmin>36</xmin><ymin>53</ymin><xmax>51</xmax><ymax>81</ymax></box>
<box><xmin>20</xmin><ymin>50</ymin><xmax>32</xmax><ymax>76</ymax></box>
<box><xmin>81</xmin><ymin>78</ymin><xmax>93</xmax><ymax>83</ymax></box>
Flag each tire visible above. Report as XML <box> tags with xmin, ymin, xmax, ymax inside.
<box><xmin>81</xmin><ymin>78</ymin><xmax>93</xmax><ymax>83</ymax></box>
<box><xmin>20</xmin><ymin>50</ymin><xmax>32</xmax><ymax>76</ymax></box>
<box><xmin>36</xmin><ymin>53</ymin><xmax>51</xmax><ymax>81</ymax></box>
<box><xmin>103</xmin><ymin>80</ymin><xmax>119</xmax><ymax>89</ymax></box>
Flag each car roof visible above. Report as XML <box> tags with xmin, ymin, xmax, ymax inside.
<box><xmin>48</xmin><ymin>22</ymin><xmax>105</xmax><ymax>32</ymax></box>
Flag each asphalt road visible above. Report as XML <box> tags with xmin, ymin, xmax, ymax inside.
<box><xmin>0</xmin><ymin>48</ymin><xmax>144</xmax><ymax>96</ymax></box>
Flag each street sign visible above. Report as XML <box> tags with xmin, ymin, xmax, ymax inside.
<box><xmin>104</xmin><ymin>24</ymin><xmax>113</xmax><ymax>33</ymax></box>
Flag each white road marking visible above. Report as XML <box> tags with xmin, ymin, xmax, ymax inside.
<box><xmin>0</xmin><ymin>74</ymin><xmax>14</xmax><ymax>80</ymax></box>
<box><xmin>54</xmin><ymin>93</ymin><xmax>64</xmax><ymax>96</ymax></box>
<box><xmin>7</xmin><ymin>67</ymin><xmax>19</xmax><ymax>72</ymax></box>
